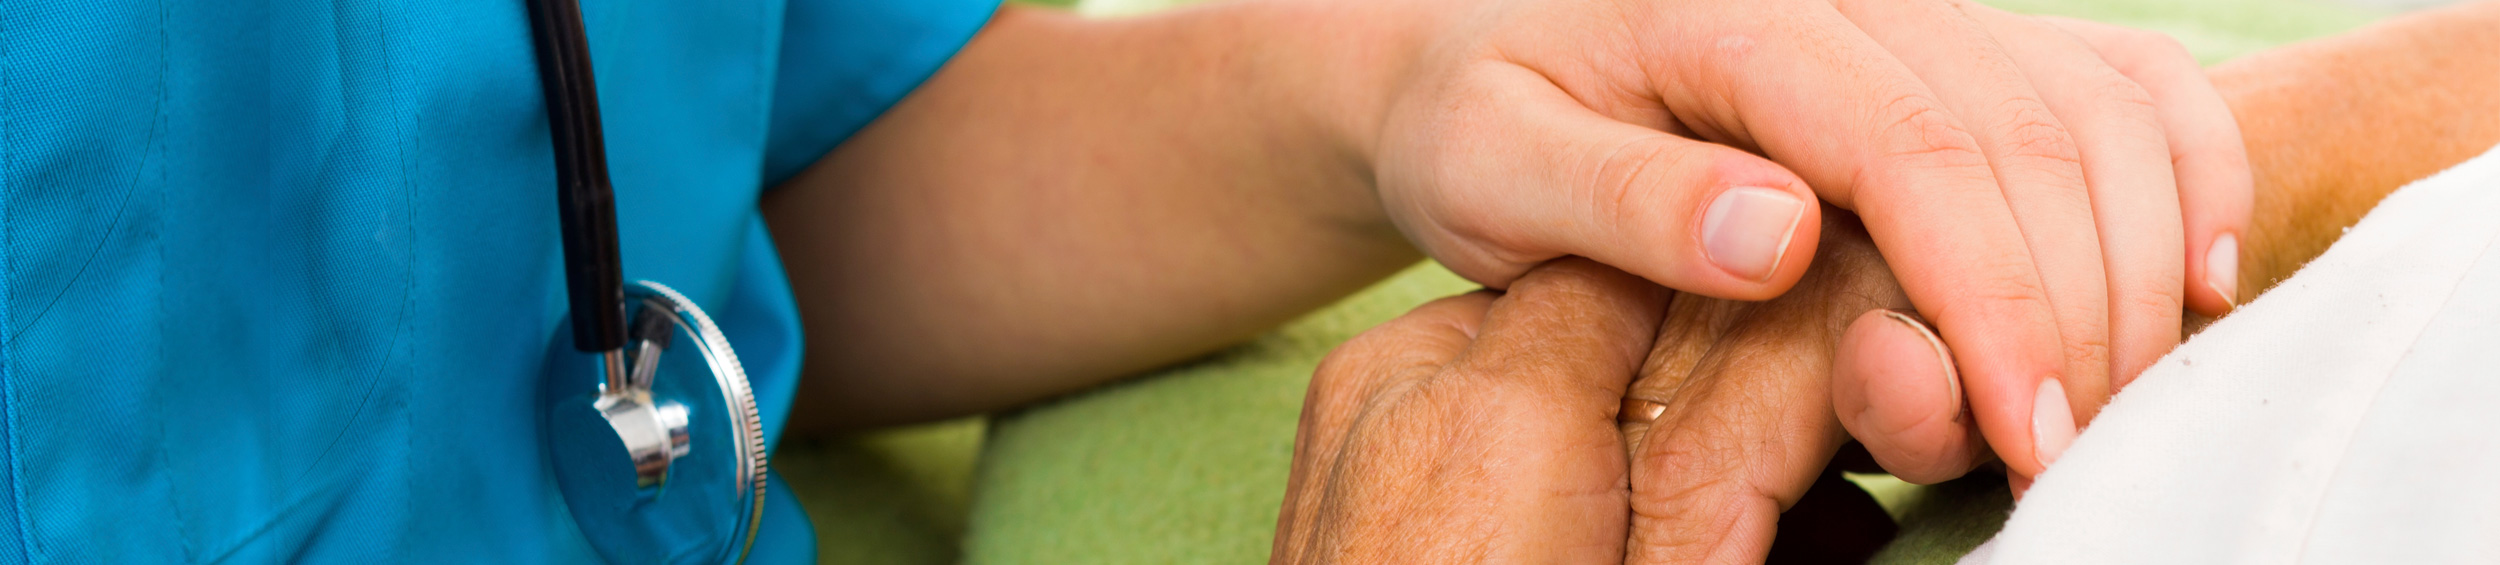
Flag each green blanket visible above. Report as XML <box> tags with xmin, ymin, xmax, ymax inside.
<box><xmin>778</xmin><ymin>1</ymin><xmax>2384</xmax><ymax>562</ymax></box>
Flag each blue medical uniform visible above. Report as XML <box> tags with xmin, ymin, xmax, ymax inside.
<box><xmin>0</xmin><ymin>0</ymin><xmax>994</xmax><ymax>561</ymax></box>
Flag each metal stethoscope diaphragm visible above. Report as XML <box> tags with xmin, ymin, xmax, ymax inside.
<box><xmin>523</xmin><ymin>0</ymin><xmax>767</xmax><ymax>562</ymax></box>
<box><xmin>542</xmin><ymin>281</ymin><xmax>765</xmax><ymax>564</ymax></box>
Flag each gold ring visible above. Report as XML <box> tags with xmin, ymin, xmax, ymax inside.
<box><xmin>1619</xmin><ymin>397</ymin><xmax>1667</xmax><ymax>424</ymax></box>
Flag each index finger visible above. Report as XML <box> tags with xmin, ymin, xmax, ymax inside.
<box><xmin>1630</xmin><ymin>0</ymin><xmax>2071</xmax><ymax>477</ymax></box>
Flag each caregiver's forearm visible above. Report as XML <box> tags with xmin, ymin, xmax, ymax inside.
<box><xmin>763</xmin><ymin>3</ymin><xmax>1422</xmax><ymax>429</ymax></box>
<box><xmin>2217</xmin><ymin>0</ymin><xmax>2500</xmax><ymax>299</ymax></box>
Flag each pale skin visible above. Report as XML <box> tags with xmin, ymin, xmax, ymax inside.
<box><xmin>770</xmin><ymin>0</ymin><xmax>2255</xmax><ymax>493</ymax></box>
<box><xmin>1277</xmin><ymin>2</ymin><xmax>2500</xmax><ymax>562</ymax></box>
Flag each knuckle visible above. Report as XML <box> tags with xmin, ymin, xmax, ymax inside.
<box><xmin>1626</xmin><ymin>450</ymin><xmax>1781</xmax><ymax>560</ymax></box>
<box><xmin>2097</xmin><ymin>27</ymin><xmax>2199</xmax><ymax>76</ymax></box>
<box><xmin>1584</xmin><ymin>136</ymin><xmax>1704</xmax><ymax>238</ymax></box>
<box><xmin>1630</xmin><ymin>413</ymin><xmax>1752</xmax><ymax>501</ymax></box>
<box><xmin>1982</xmin><ymin>105</ymin><xmax>2108</xmax><ymax>204</ymax></box>
<box><xmin>2122</xmin><ymin>286</ymin><xmax>2187</xmax><ymax>324</ymax></box>
<box><xmin>2118</xmin><ymin>265</ymin><xmax>2190</xmax><ymax>314</ymax></box>
<box><xmin>1875</xmin><ymin>95</ymin><xmax>1992</xmax><ymax>169</ymax></box>
<box><xmin>1991</xmin><ymin>104</ymin><xmax>2087</xmax><ymax>172</ymax></box>
<box><xmin>1627</xmin><ymin>515</ymin><xmax>1743</xmax><ymax>563</ymax></box>
<box><xmin>2043</xmin><ymin>292</ymin><xmax>2114</xmax><ymax>372</ymax></box>
<box><xmin>1864</xmin><ymin>421</ymin><xmax>1976</xmax><ymax>482</ymax></box>
<box><xmin>2124</xmin><ymin>29</ymin><xmax>2194</xmax><ymax>65</ymax></box>
<box><xmin>1878</xmin><ymin>439</ymin><xmax>1979</xmax><ymax>484</ymax></box>
<box><xmin>1309</xmin><ymin>344</ymin><xmax>1389</xmax><ymax>399</ymax></box>
<box><xmin>1310</xmin><ymin>342</ymin><xmax>1376</xmax><ymax>390</ymax></box>
<box><xmin>2084</xmin><ymin>74</ymin><xmax>2165</xmax><ymax>129</ymax></box>
<box><xmin>1517</xmin><ymin>256</ymin><xmax>1611</xmax><ymax>291</ymax></box>
<box><xmin>1925</xmin><ymin>269</ymin><xmax>2059</xmax><ymax>331</ymax></box>
<box><xmin>1455</xmin><ymin>373</ymin><xmax>1564</xmax><ymax>416</ymax></box>
<box><xmin>1313</xmin><ymin>316</ymin><xmax>1472</xmax><ymax>394</ymax></box>
<box><xmin>1513</xmin><ymin>258</ymin><xmax>1658</xmax><ymax>319</ymax></box>
<box><xmin>2059</xmin><ymin>326</ymin><xmax>2112</xmax><ymax>373</ymax></box>
<box><xmin>1853</xmin><ymin>95</ymin><xmax>1996</xmax><ymax>207</ymax></box>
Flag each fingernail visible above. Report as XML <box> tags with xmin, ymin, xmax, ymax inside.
<box><xmin>2207</xmin><ymin>234</ymin><xmax>2240</xmax><ymax>308</ymax></box>
<box><xmin>2032</xmin><ymin>378</ymin><xmax>2077</xmax><ymax>469</ymax></box>
<box><xmin>1882</xmin><ymin>310</ymin><xmax>1960</xmax><ymax>423</ymax></box>
<box><xmin>1701</xmin><ymin>186</ymin><xmax>1806</xmax><ymax>282</ymax></box>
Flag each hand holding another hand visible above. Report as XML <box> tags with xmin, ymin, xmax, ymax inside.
<box><xmin>1342</xmin><ymin>0</ymin><xmax>2252</xmax><ymax>486</ymax></box>
<box><xmin>1275</xmin><ymin>218</ymin><xmax>1933</xmax><ymax>563</ymax></box>
<box><xmin>1276</xmin><ymin>217</ymin><xmax>1986</xmax><ymax>564</ymax></box>
<box><xmin>1272</xmin><ymin>259</ymin><xmax>1666</xmax><ymax>563</ymax></box>
<box><xmin>1274</xmin><ymin>0</ymin><xmax>2273</xmax><ymax>554</ymax></box>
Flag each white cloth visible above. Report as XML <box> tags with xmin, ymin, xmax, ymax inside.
<box><xmin>1966</xmin><ymin>143</ymin><xmax>2500</xmax><ymax>564</ymax></box>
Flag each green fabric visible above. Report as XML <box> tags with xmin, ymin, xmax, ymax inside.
<box><xmin>781</xmin><ymin>1</ymin><xmax>2391</xmax><ymax>563</ymax></box>
<box><xmin>967</xmin><ymin>264</ymin><xmax>1477</xmax><ymax>563</ymax></box>
<box><xmin>784</xmin><ymin>418</ymin><xmax>988</xmax><ymax>564</ymax></box>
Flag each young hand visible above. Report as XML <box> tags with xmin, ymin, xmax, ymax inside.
<box><xmin>1327</xmin><ymin>0</ymin><xmax>2250</xmax><ymax>483</ymax></box>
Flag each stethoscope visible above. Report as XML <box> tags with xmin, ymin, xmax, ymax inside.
<box><xmin>524</xmin><ymin>0</ymin><xmax>766</xmax><ymax>563</ymax></box>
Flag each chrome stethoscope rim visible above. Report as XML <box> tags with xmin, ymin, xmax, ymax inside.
<box><xmin>525</xmin><ymin>0</ymin><xmax>769</xmax><ymax>558</ymax></box>
<box><xmin>630</xmin><ymin>280</ymin><xmax>767</xmax><ymax>563</ymax></box>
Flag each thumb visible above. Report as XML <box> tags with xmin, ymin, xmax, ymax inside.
<box><xmin>1832</xmin><ymin>309</ymin><xmax>1990</xmax><ymax>484</ymax></box>
<box><xmin>1405</xmin><ymin>64</ymin><xmax>1821</xmax><ymax>300</ymax></box>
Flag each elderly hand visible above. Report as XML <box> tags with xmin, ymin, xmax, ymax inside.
<box><xmin>1271</xmin><ymin>258</ymin><xmax>1667</xmax><ymax>563</ymax></box>
<box><xmin>1273</xmin><ymin>210</ymin><xmax>2101</xmax><ymax>563</ymax></box>
<box><xmin>1270</xmin><ymin>222</ymin><xmax>1938</xmax><ymax>564</ymax></box>
<box><xmin>1336</xmin><ymin>0</ymin><xmax>2251</xmax><ymax>486</ymax></box>
<box><xmin>1614</xmin><ymin>211</ymin><xmax>1950</xmax><ymax>563</ymax></box>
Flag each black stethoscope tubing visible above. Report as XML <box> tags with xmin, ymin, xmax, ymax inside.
<box><xmin>524</xmin><ymin>0</ymin><xmax>629</xmax><ymax>356</ymax></box>
<box><xmin>519</xmin><ymin>5</ymin><xmax>768</xmax><ymax>560</ymax></box>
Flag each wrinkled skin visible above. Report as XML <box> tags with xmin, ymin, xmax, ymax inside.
<box><xmin>1274</xmin><ymin>0</ymin><xmax>2500</xmax><ymax>560</ymax></box>
<box><xmin>1366</xmin><ymin>0</ymin><xmax>2253</xmax><ymax>485</ymax></box>
<box><xmin>1272</xmin><ymin>258</ymin><xmax>1666</xmax><ymax>564</ymax></box>
<box><xmin>1276</xmin><ymin>215</ymin><xmax>1933</xmax><ymax>564</ymax></box>
<box><xmin>1614</xmin><ymin>213</ymin><xmax>1943</xmax><ymax>563</ymax></box>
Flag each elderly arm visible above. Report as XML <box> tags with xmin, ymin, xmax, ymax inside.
<box><xmin>1275</xmin><ymin>4</ymin><xmax>2500</xmax><ymax>562</ymax></box>
<box><xmin>2223</xmin><ymin>0</ymin><xmax>2500</xmax><ymax>296</ymax></box>
<box><xmin>1846</xmin><ymin>0</ymin><xmax>2500</xmax><ymax>501</ymax></box>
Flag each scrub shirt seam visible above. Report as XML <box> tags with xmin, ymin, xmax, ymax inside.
<box><xmin>141</xmin><ymin>1</ymin><xmax>199</xmax><ymax>559</ymax></box>
<box><xmin>0</xmin><ymin>0</ymin><xmax>26</xmax><ymax>556</ymax></box>
<box><xmin>202</xmin><ymin>8</ymin><xmax>427</xmax><ymax>549</ymax></box>
<box><xmin>265</xmin><ymin>1</ymin><xmax>421</xmax><ymax>538</ymax></box>
<box><xmin>383</xmin><ymin>3</ymin><xmax>420</xmax><ymax>548</ymax></box>
<box><xmin>152</xmin><ymin>114</ymin><xmax>194</xmax><ymax>564</ymax></box>
<box><xmin>0</xmin><ymin>27</ymin><xmax>169</xmax><ymax>345</ymax></box>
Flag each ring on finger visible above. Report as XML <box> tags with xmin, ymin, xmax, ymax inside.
<box><xmin>1620</xmin><ymin>397</ymin><xmax>1669</xmax><ymax>424</ymax></box>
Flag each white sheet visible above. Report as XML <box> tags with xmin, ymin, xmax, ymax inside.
<box><xmin>1965</xmin><ymin>143</ymin><xmax>2500</xmax><ymax>564</ymax></box>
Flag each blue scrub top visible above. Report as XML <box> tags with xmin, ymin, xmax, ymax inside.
<box><xmin>0</xmin><ymin>0</ymin><xmax>994</xmax><ymax>562</ymax></box>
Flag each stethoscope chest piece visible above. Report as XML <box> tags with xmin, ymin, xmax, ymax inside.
<box><xmin>544</xmin><ymin>280</ymin><xmax>765</xmax><ymax>564</ymax></box>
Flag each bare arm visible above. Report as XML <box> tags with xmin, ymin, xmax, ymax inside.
<box><xmin>2220</xmin><ymin>0</ymin><xmax>2500</xmax><ymax>297</ymax></box>
<box><xmin>1606</xmin><ymin>4</ymin><xmax>2500</xmax><ymax>556</ymax></box>
<box><xmin>764</xmin><ymin>4</ymin><xmax>1417</xmax><ymax>430</ymax></box>
<box><xmin>771</xmin><ymin>0</ymin><xmax>2270</xmax><ymax>449</ymax></box>
<box><xmin>1844</xmin><ymin>0</ymin><xmax>2500</xmax><ymax>496</ymax></box>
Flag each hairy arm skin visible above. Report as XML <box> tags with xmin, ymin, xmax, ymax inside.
<box><xmin>2220</xmin><ymin>0</ymin><xmax>2500</xmax><ymax>299</ymax></box>
<box><xmin>764</xmin><ymin>3</ymin><xmax>1427</xmax><ymax>430</ymax></box>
